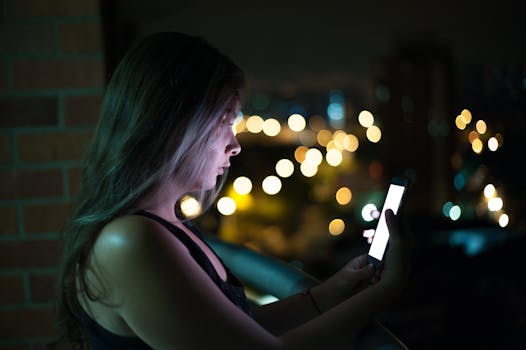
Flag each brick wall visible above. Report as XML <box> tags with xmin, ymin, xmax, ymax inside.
<box><xmin>0</xmin><ymin>0</ymin><xmax>104</xmax><ymax>348</ymax></box>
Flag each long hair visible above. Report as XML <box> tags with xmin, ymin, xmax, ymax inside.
<box><xmin>56</xmin><ymin>31</ymin><xmax>245</xmax><ymax>348</ymax></box>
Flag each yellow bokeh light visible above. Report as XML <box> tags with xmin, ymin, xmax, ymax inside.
<box><xmin>262</xmin><ymin>176</ymin><xmax>282</xmax><ymax>195</ymax></box>
<box><xmin>332</xmin><ymin>130</ymin><xmax>347</xmax><ymax>150</ymax></box>
<box><xmin>233</xmin><ymin>176</ymin><xmax>252</xmax><ymax>195</ymax></box>
<box><xmin>472</xmin><ymin>138</ymin><xmax>483</xmax><ymax>153</ymax></box>
<box><xmin>484</xmin><ymin>184</ymin><xmax>496</xmax><ymax>198</ymax></box>
<box><xmin>329</xmin><ymin>219</ymin><xmax>345</xmax><ymax>236</ymax></box>
<box><xmin>468</xmin><ymin>131</ymin><xmax>479</xmax><ymax>143</ymax></box>
<box><xmin>344</xmin><ymin>134</ymin><xmax>359</xmax><ymax>152</ymax></box>
<box><xmin>475</xmin><ymin>120</ymin><xmax>487</xmax><ymax>134</ymax></box>
<box><xmin>461</xmin><ymin>109</ymin><xmax>472</xmax><ymax>124</ymax></box>
<box><xmin>246</xmin><ymin>115</ymin><xmax>264</xmax><ymax>133</ymax></box>
<box><xmin>366</xmin><ymin>125</ymin><xmax>382</xmax><ymax>143</ymax></box>
<box><xmin>358</xmin><ymin>110</ymin><xmax>374</xmax><ymax>127</ymax></box>
<box><xmin>294</xmin><ymin>146</ymin><xmax>308</xmax><ymax>163</ymax></box>
<box><xmin>488</xmin><ymin>197</ymin><xmax>503</xmax><ymax>211</ymax></box>
<box><xmin>305</xmin><ymin>148</ymin><xmax>323</xmax><ymax>165</ymax></box>
<box><xmin>488</xmin><ymin>137</ymin><xmax>499</xmax><ymax>151</ymax></box>
<box><xmin>217</xmin><ymin>197</ymin><xmax>236</xmax><ymax>215</ymax></box>
<box><xmin>233</xmin><ymin>116</ymin><xmax>246</xmax><ymax>135</ymax></box>
<box><xmin>326</xmin><ymin>149</ymin><xmax>343</xmax><ymax>166</ymax></box>
<box><xmin>262</xmin><ymin>118</ymin><xmax>281</xmax><ymax>137</ymax></box>
<box><xmin>317</xmin><ymin>129</ymin><xmax>332</xmax><ymax>147</ymax></box>
<box><xmin>300</xmin><ymin>161</ymin><xmax>318</xmax><ymax>177</ymax></box>
<box><xmin>275</xmin><ymin>159</ymin><xmax>294</xmax><ymax>178</ymax></box>
<box><xmin>288</xmin><ymin>113</ymin><xmax>306</xmax><ymax>132</ymax></box>
<box><xmin>335</xmin><ymin>187</ymin><xmax>352</xmax><ymax>205</ymax></box>
<box><xmin>343</xmin><ymin>134</ymin><xmax>359</xmax><ymax>152</ymax></box>
<box><xmin>180</xmin><ymin>195</ymin><xmax>202</xmax><ymax>218</ymax></box>
<box><xmin>326</xmin><ymin>140</ymin><xmax>337</xmax><ymax>151</ymax></box>
<box><xmin>499</xmin><ymin>213</ymin><xmax>509</xmax><ymax>227</ymax></box>
<box><xmin>455</xmin><ymin>115</ymin><xmax>466</xmax><ymax>130</ymax></box>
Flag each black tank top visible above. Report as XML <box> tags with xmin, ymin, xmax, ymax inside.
<box><xmin>80</xmin><ymin>210</ymin><xmax>253</xmax><ymax>349</ymax></box>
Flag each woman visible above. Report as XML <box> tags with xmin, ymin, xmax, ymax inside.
<box><xmin>57</xmin><ymin>31</ymin><xmax>409</xmax><ymax>349</ymax></box>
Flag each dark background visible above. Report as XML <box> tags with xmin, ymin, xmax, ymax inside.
<box><xmin>103</xmin><ymin>1</ymin><xmax>526</xmax><ymax>348</ymax></box>
<box><xmin>102</xmin><ymin>0</ymin><xmax>526</xmax><ymax>349</ymax></box>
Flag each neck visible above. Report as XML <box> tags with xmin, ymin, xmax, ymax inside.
<box><xmin>134</xmin><ymin>185</ymin><xmax>185</xmax><ymax>224</ymax></box>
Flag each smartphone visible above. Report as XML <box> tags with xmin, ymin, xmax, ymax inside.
<box><xmin>367</xmin><ymin>176</ymin><xmax>409</xmax><ymax>267</ymax></box>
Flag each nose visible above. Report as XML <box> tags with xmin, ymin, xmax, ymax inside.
<box><xmin>226</xmin><ymin>136</ymin><xmax>241</xmax><ymax>156</ymax></box>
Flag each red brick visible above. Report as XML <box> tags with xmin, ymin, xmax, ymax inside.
<box><xmin>0</xmin><ymin>96</ymin><xmax>58</xmax><ymax>127</ymax></box>
<box><xmin>29</xmin><ymin>272</ymin><xmax>57</xmax><ymax>303</ymax></box>
<box><xmin>0</xmin><ymin>239</ymin><xmax>62</xmax><ymax>269</ymax></box>
<box><xmin>0</xmin><ymin>22</ymin><xmax>54</xmax><ymax>53</ymax></box>
<box><xmin>23</xmin><ymin>202</ymin><xmax>72</xmax><ymax>234</ymax></box>
<box><xmin>17</xmin><ymin>131</ymin><xmax>92</xmax><ymax>162</ymax></box>
<box><xmin>7</xmin><ymin>0</ymin><xmax>99</xmax><ymax>16</ymax></box>
<box><xmin>0</xmin><ymin>307</ymin><xmax>56</xmax><ymax>338</ymax></box>
<box><xmin>64</xmin><ymin>95</ymin><xmax>102</xmax><ymax>126</ymax></box>
<box><xmin>59</xmin><ymin>22</ymin><xmax>102</xmax><ymax>53</ymax></box>
<box><xmin>0</xmin><ymin>169</ymin><xmax>63</xmax><ymax>200</ymax></box>
<box><xmin>13</xmin><ymin>59</ymin><xmax>104</xmax><ymax>90</ymax></box>
<box><xmin>0</xmin><ymin>274</ymin><xmax>25</xmax><ymax>304</ymax></box>
<box><xmin>0</xmin><ymin>205</ymin><xmax>18</xmax><ymax>235</ymax></box>
<box><xmin>68</xmin><ymin>167</ymin><xmax>81</xmax><ymax>196</ymax></box>
<box><xmin>0</xmin><ymin>134</ymin><xmax>12</xmax><ymax>165</ymax></box>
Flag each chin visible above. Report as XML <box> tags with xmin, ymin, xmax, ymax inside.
<box><xmin>193</xmin><ymin>178</ymin><xmax>217</xmax><ymax>192</ymax></box>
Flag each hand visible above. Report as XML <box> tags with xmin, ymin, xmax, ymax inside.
<box><xmin>377</xmin><ymin>209</ymin><xmax>411</xmax><ymax>296</ymax></box>
<box><xmin>310</xmin><ymin>253</ymin><xmax>377</xmax><ymax>312</ymax></box>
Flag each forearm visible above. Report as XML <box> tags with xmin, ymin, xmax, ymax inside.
<box><xmin>279</xmin><ymin>278</ymin><xmax>398</xmax><ymax>349</ymax></box>
<box><xmin>253</xmin><ymin>290</ymin><xmax>321</xmax><ymax>335</ymax></box>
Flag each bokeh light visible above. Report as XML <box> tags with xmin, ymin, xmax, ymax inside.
<box><xmin>335</xmin><ymin>187</ymin><xmax>352</xmax><ymax>205</ymax></box>
<box><xmin>358</xmin><ymin>110</ymin><xmax>374</xmax><ymax>127</ymax></box>
<box><xmin>275</xmin><ymin>159</ymin><xmax>294</xmax><ymax>178</ymax></box>
<box><xmin>262</xmin><ymin>118</ymin><xmax>281</xmax><ymax>136</ymax></box>
<box><xmin>246</xmin><ymin>115</ymin><xmax>264</xmax><ymax>133</ymax></box>
<box><xmin>361</xmin><ymin>203</ymin><xmax>378</xmax><ymax>222</ymax></box>
<box><xmin>366</xmin><ymin>125</ymin><xmax>382</xmax><ymax>143</ymax></box>
<box><xmin>488</xmin><ymin>197</ymin><xmax>503</xmax><ymax>211</ymax></box>
<box><xmin>460</xmin><ymin>109</ymin><xmax>472</xmax><ymax>124</ymax></box>
<box><xmin>180</xmin><ymin>195</ymin><xmax>202</xmax><ymax>218</ymax></box>
<box><xmin>328</xmin><ymin>219</ymin><xmax>345</xmax><ymax>236</ymax></box>
<box><xmin>288</xmin><ymin>113</ymin><xmax>306</xmax><ymax>132</ymax></box>
<box><xmin>262</xmin><ymin>176</ymin><xmax>282</xmax><ymax>195</ymax></box>
<box><xmin>233</xmin><ymin>176</ymin><xmax>252</xmax><ymax>195</ymax></box>
<box><xmin>217</xmin><ymin>197</ymin><xmax>236</xmax><ymax>215</ymax></box>
<box><xmin>326</xmin><ymin>149</ymin><xmax>343</xmax><ymax>166</ymax></box>
<box><xmin>449</xmin><ymin>205</ymin><xmax>461</xmax><ymax>220</ymax></box>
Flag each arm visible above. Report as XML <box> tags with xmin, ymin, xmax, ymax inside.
<box><xmin>91</xmin><ymin>211</ymin><xmax>407</xmax><ymax>350</ymax></box>
<box><xmin>205</xmin><ymin>230</ymin><xmax>379</xmax><ymax>335</ymax></box>
<box><xmin>252</xmin><ymin>254</ymin><xmax>376</xmax><ymax>335</ymax></box>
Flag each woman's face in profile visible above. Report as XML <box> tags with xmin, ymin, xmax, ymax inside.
<box><xmin>194</xmin><ymin>106</ymin><xmax>241</xmax><ymax>191</ymax></box>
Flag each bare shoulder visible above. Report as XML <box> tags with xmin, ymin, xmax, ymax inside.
<box><xmin>91</xmin><ymin>215</ymin><xmax>187</xmax><ymax>276</ymax></box>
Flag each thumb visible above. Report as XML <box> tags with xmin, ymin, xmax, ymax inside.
<box><xmin>354</xmin><ymin>263</ymin><xmax>375</xmax><ymax>280</ymax></box>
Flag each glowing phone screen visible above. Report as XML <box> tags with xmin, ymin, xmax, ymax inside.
<box><xmin>368</xmin><ymin>184</ymin><xmax>406</xmax><ymax>261</ymax></box>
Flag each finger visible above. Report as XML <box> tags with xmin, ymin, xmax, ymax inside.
<box><xmin>362</xmin><ymin>229</ymin><xmax>375</xmax><ymax>239</ymax></box>
<box><xmin>385</xmin><ymin>209</ymin><xmax>400</xmax><ymax>240</ymax></box>
<box><xmin>350</xmin><ymin>254</ymin><xmax>367</xmax><ymax>270</ymax></box>
<box><xmin>354</xmin><ymin>263</ymin><xmax>375</xmax><ymax>280</ymax></box>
